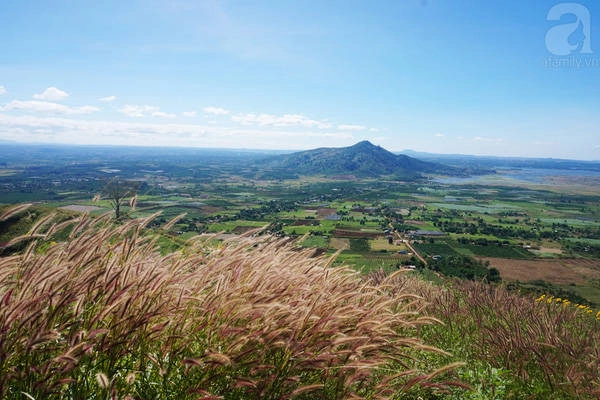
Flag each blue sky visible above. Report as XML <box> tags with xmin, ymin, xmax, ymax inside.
<box><xmin>0</xmin><ymin>0</ymin><xmax>599</xmax><ymax>159</ymax></box>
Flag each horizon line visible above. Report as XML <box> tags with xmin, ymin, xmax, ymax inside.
<box><xmin>1</xmin><ymin>139</ymin><xmax>599</xmax><ymax>163</ymax></box>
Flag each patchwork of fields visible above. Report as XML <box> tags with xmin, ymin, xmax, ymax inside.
<box><xmin>1</xmin><ymin>148</ymin><xmax>600</xmax><ymax>307</ymax></box>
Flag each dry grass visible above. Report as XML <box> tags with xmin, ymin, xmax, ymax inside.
<box><xmin>0</xmin><ymin>207</ymin><xmax>463</xmax><ymax>399</ymax></box>
<box><xmin>481</xmin><ymin>257</ymin><xmax>600</xmax><ymax>285</ymax></box>
<box><xmin>0</xmin><ymin>203</ymin><xmax>32</xmax><ymax>222</ymax></box>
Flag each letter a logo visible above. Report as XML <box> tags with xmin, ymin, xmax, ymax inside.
<box><xmin>546</xmin><ymin>3</ymin><xmax>593</xmax><ymax>55</ymax></box>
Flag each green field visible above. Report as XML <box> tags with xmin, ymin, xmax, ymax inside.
<box><xmin>299</xmin><ymin>235</ymin><xmax>328</xmax><ymax>248</ymax></box>
<box><xmin>413</xmin><ymin>241</ymin><xmax>458</xmax><ymax>257</ymax></box>
<box><xmin>455</xmin><ymin>243</ymin><xmax>534</xmax><ymax>259</ymax></box>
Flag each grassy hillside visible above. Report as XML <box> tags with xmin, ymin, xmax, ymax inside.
<box><xmin>0</xmin><ymin>206</ymin><xmax>598</xmax><ymax>399</ymax></box>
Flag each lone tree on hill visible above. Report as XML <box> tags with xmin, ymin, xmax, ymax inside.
<box><xmin>98</xmin><ymin>178</ymin><xmax>141</xmax><ymax>219</ymax></box>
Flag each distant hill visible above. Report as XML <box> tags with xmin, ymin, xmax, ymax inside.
<box><xmin>399</xmin><ymin>150</ymin><xmax>600</xmax><ymax>171</ymax></box>
<box><xmin>255</xmin><ymin>141</ymin><xmax>464</xmax><ymax>179</ymax></box>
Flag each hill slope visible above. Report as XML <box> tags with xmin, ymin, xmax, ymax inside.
<box><xmin>256</xmin><ymin>141</ymin><xmax>461</xmax><ymax>178</ymax></box>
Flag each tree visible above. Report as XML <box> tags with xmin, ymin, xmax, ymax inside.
<box><xmin>100</xmin><ymin>178</ymin><xmax>141</xmax><ymax>219</ymax></box>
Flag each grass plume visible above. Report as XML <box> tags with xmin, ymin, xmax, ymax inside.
<box><xmin>0</xmin><ymin>213</ymin><xmax>462</xmax><ymax>399</ymax></box>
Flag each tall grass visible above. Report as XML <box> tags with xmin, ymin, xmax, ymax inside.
<box><xmin>413</xmin><ymin>278</ymin><xmax>600</xmax><ymax>398</ymax></box>
<box><xmin>0</xmin><ymin>208</ymin><xmax>463</xmax><ymax>399</ymax></box>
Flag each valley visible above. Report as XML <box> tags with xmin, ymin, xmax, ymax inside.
<box><xmin>2</xmin><ymin>142</ymin><xmax>599</xmax><ymax>307</ymax></box>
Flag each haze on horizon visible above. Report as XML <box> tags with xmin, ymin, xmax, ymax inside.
<box><xmin>0</xmin><ymin>1</ymin><xmax>599</xmax><ymax>160</ymax></box>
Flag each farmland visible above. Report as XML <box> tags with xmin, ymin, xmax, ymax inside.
<box><xmin>1</xmin><ymin>144</ymin><xmax>600</xmax><ymax>309</ymax></box>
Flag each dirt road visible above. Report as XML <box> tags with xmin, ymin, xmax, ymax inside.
<box><xmin>389</xmin><ymin>225</ymin><xmax>427</xmax><ymax>266</ymax></box>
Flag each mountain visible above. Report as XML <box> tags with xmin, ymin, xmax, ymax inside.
<box><xmin>255</xmin><ymin>141</ymin><xmax>463</xmax><ymax>178</ymax></box>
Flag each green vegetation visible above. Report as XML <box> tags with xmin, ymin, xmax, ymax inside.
<box><xmin>299</xmin><ymin>234</ymin><xmax>328</xmax><ymax>248</ymax></box>
<box><xmin>414</xmin><ymin>239</ymin><xmax>534</xmax><ymax>259</ymax></box>
<box><xmin>414</xmin><ymin>241</ymin><xmax>458</xmax><ymax>257</ymax></box>
<box><xmin>431</xmin><ymin>254</ymin><xmax>501</xmax><ymax>282</ymax></box>
<box><xmin>349</xmin><ymin>238</ymin><xmax>370</xmax><ymax>252</ymax></box>
<box><xmin>456</xmin><ymin>241</ymin><xmax>534</xmax><ymax>259</ymax></box>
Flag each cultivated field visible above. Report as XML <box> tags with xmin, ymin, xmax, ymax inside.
<box><xmin>482</xmin><ymin>257</ymin><xmax>600</xmax><ymax>285</ymax></box>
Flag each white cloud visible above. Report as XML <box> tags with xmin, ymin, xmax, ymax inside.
<box><xmin>369</xmin><ymin>128</ymin><xmax>379</xmax><ymax>132</ymax></box>
<box><xmin>33</xmin><ymin>87</ymin><xmax>69</xmax><ymax>101</ymax></box>
<box><xmin>0</xmin><ymin>86</ymin><xmax>6</xmax><ymax>95</ymax></box>
<box><xmin>98</xmin><ymin>95</ymin><xmax>116</xmax><ymax>102</ymax></box>
<box><xmin>337</xmin><ymin>124</ymin><xmax>366</xmax><ymax>131</ymax></box>
<box><xmin>435</xmin><ymin>133</ymin><xmax>445</xmax><ymax>137</ymax></box>
<box><xmin>203</xmin><ymin>106</ymin><xmax>230</xmax><ymax>115</ymax></box>
<box><xmin>152</xmin><ymin>111</ymin><xmax>176</xmax><ymax>119</ymax></box>
<box><xmin>182</xmin><ymin>111</ymin><xmax>197</xmax><ymax>117</ymax></box>
<box><xmin>0</xmin><ymin>114</ymin><xmax>355</xmax><ymax>149</ymax></box>
<box><xmin>119</xmin><ymin>105</ymin><xmax>159</xmax><ymax>118</ymax></box>
<box><xmin>1</xmin><ymin>100</ymin><xmax>99</xmax><ymax>114</ymax></box>
<box><xmin>232</xmin><ymin>113</ymin><xmax>331</xmax><ymax>129</ymax></box>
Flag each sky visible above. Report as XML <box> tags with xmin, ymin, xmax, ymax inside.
<box><xmin>0</xmin><ymin>0</ymin><xmax>599</xmax><ymax>160</ymax></box>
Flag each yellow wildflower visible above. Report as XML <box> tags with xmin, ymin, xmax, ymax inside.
<box><xmin>535</xmin><ymin>294</ymin><xmax>545</xmax><ymax>302</ymax></box>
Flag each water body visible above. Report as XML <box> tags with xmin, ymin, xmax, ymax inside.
<box><xmin>435</xmin><ymin>167</ymin><xmax>599</xmax><ymax>185</ymax></box>
<box><xmin>498</xmin><ymin>167</ymin><xmax>599</xmax><ymax>183</ymax></box>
